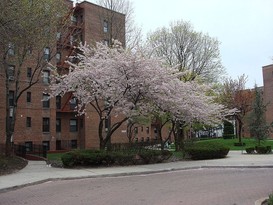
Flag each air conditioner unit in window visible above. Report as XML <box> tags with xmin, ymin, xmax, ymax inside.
<box><xmin>8</xmin><ymin>76</ymin><xmax>14</xmax><ymax>81</ymax></box>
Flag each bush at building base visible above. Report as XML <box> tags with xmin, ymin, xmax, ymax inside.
<box><xmin>245</xmin><ymin>147</ymin><xmax>255</xmax><ymax>154</ymax></box>
<box><xmin>61</xmin><ymin>149</ymin><xmax>172</xmax><ymax>167</ymax></box>
<box><xmin>233</xmin><ymin>142</ymin><xmax>246</xmax><ymax>146</ymax></box>
<box><xmin>184</xmin><ymin>141</ymin><xmax>230</xmax><ymax>160</ymax></box>
<box><xmin>245</xmin><ymin>146</ymin><xmax>272</xmax><ymax>154</ymax></box>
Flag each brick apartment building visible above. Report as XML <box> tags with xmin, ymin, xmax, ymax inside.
<box><xmin>0</xmin><ymin>0</ymin><xmax>161</xmax><ymax>151</ymax></box>
<box><xmin>263</xmin><ymin>64</ymin><xmax>273</xmax><ymax>138</ymax></box>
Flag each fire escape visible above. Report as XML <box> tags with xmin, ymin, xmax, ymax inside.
<box><xmin>56</xmin><ymin>4</ymin><xmax>83</xmax><ymax>113</ymax></box>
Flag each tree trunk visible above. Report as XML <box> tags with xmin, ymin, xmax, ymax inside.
<box><xmin>5</xmin><ymin>133</ymin><xmax>12</xmax><ymax>157</ymax></box>
<box><xmin>100</xmin><ymin>140</ymin><xmax>107</xmax><ymax>150</ymax></box>
<box><xmin>126</xmin><ymin>122</ymin><xmax>134</xmax><ymax>144</ymax></box>
<box><xmin>98</xmin><ymin>119</ymin><xmax>105</xmax><ymax>150</ymax></box>
<box><xmin>98</xmin><ymin>116</ymin><xmax>128</xmax><ymax>150</ymax></box>
<box><xmin>237</xmin><ymin>116</ymin><xmax>243</xmax><ymax>144</ymax></box>
<box><xmin>175</xmin><ymin>122</ymin><xmax>186</xmax><ymax>151</ymax></box>
<box><xmin>158</xmin><ymin>126</ymin><xmax>164</xmax><ymax>150</ymax></box>
<box><xmin>5</xmin><ymin>71</ymin><xmax>15</xmax><ymax>156</ymax></box>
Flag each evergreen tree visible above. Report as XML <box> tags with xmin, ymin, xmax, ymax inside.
<box><xmin>223</xmin><ymin>120</ymin><xmax>234</xmax><ymax>139</ymax></box>
<box><xmin>248</xmin><ymin>85</ymin><xmax>272</xmax><ymax>146</ymax></box>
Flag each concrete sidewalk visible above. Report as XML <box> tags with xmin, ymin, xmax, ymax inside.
<box><xmin>1</xmin><ymin>151</ymin><xmax>273</xmax><ymax>192</ymax></box>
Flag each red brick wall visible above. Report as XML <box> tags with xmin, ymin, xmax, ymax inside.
<box><xmin>79</xmin><ymin>1</ymin><xmax>126</xmax><ymax>46</ymax></box>
<box><xmin>263</xmin><ymin>64</ymin><xmax>273</xmax><ymax>138</ymax></box>
<box><xmin>0</xmin><ymin>0</ymin><xmax>127</xmax><ymax>150</ymax></box>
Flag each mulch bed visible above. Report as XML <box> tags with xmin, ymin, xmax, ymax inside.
<box><xmin>0</xmin><ymin>156</ymin><xmax>28</xmax><ymax>176</ymax></box>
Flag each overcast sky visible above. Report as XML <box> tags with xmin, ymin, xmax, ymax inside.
<box><xmin>85</xmin><ymin>0</ymin><xmax>273</xmax><ymax>88</ymax></box>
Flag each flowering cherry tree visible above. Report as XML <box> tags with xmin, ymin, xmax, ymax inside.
<box><xmin>50</xmin><ymin>41</ymin><xmax>225</xmax><ymax>149</ymax></box>
<box><xmin>149</xmin><ymin>78</ymin><xmax>225</xmax><ymax>150</ymax></box>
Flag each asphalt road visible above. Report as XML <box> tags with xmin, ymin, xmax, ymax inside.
<box><xmin>1</xmin><ymin>168</ymin><xmax>273</xmax><ymax>205</ymax></box>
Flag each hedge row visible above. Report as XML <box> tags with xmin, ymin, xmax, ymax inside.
<box><xmin>245</xmin><ymin>146</ymin><xmax>272</xmax><ymax>154</ymax></box>
<box><xmin>184</xmin><ymin>141</ymin><xmax>230</xmax><ymax>160</ymax></box>
<box><xmin>61</xmin><ymin>149</ymin><xmax>172</xmax><ymax>167</ymax></box>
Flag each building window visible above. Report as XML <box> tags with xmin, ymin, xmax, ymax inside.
<box><xmin>26</xmin><ymin>117</ymin><xmax>31</xmax><ymax>127</ymax></box>
<box><xmin>43</xmin><ymin>94</ymin><xmax>50</xmax><ymax>108</ymax></box>
<box><xmin>27</xmin><ymin>67</ymin><xmax>32</xmax><ymax>80</ymax></box>
<box><xmin>43</xmin><ymin>47</ymin><xmax>50</xmax><ymax>61</ymax></box>
<box><xmin>146</xmin><ymin>127</ymin><xmax>149</xmax><ymax>134</ymax></box>
<box><xmin>42</xmin><ymin>117</ymin><xmax>50</xmax><ymax>132</ymax></box>
<box><xmin>27</xmin><ymin>92</ymin><xmax>31</xmax><ymax>103</ymax></box>
<box><xmin>42</xmin><ymin>141</ymin><xmax>50</xmax><ymax>151</ymax></box>
<box><xmin>8</xmin><ymin>65</ymin><xmax>15</xmax><ymax>81</ymax></box>
<box><xmin>56</xmin><ymin>140</ymin><xmax>61</xmax><ymax>150</ymax></box>
<box><xmin>43</xmin><ymin>70</ymin><xmax>50</xmax><ymax>84</ymax></box>
<box><xmin>56</xmin><ymin>96</ymin><xmax>61</xmax><ymax>109</ymax></box>
<box><xmin>56</xmin><ymin>52</ymin><xmax>61</xmax><ymax>63</ymax></box>
<box><xmin>70</xmin><ymin>97</ymin><xmax>77</xmax><ymax>110</ymax></box>
<box><xmin>56</xmin><ymin>32</ymin><xmax>61</xmax><ymax>40</ymax></box>
<box><xmin>134</xmin><ymin>127</ymin><xmax>138</xmax><ymax>135</ymax></box>
<box><xmin>154</xmin><ymin>128</ymin><xmax>158</xmax><ymax>139</ymax></box>
<box><xmin>9</xmin><ymin>91</ymin><xmax>14</xmax><ymax>106</ymax></box>
<box><xmin>71</xmin><ymin>15</ymin><xmax>77</xmax><ymax>23</ymax></box>
<box><xmin>71</xmin><ymin>140</ymin><xmax>77</xmax><ymax>149</ymax></box>
<box><xmin>56</xmin><ymin>118</ymin><xmax>61</xmax><ymax>132</ymax></box>
<box><xmin>70</xmin><ymin>119</ymin><xmax>78</xmax><ymax>132</ymax></box>
<box><xmin>25</xmin><ymin>141</ymin><xmax>33</xmax><ymax>152</ymax></box>
<box><xmin>103</xmin><ymin>39</ymin><xmax>109</xmax><ymax>46</ymax></box>
<box><xmin>8</xmin><ymin>43</ymin><xmax>15</xmax><ymax>55</ymax></box>
<box><xmin>27</xmin><ymin>46</ymin><xmax>32</xmax><ymax>54</ymax></box>
<box><xmin>70</xmin><ymin>35</ymin><xmax>74</xmax><ymax>45</ymax></box>
<box><xmin>103</xmin><ymin>20</ymin><xmax>108</xmax><ymax>33</ymax></box>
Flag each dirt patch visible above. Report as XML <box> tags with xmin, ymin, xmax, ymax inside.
<box><xmin>0</xmin><ymin>155</ymin><xmax>28</xmax><ymax>176</ymax></box>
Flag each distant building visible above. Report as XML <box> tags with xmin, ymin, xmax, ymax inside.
<box><xmin>262</xmin><ymin>64</ymin><xmax>273</xmax><ymax>138</ymax></box>
<box><xmin>2</xmin><ymin>0</ymin><xmax>196</xmax><ymax>152</ymax></box>
<box><xmin>0</xmin><ymin>0</ymin><xmax>168</xmax><ymax>151</ymax></box>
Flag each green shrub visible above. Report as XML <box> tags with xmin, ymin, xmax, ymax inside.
<box><xmin>138</xmin><ymin>150</ymin><xmax>171</xmax><ymax>164</ymax></box>
<box><xmin>111</xmin><ymin>151</ymin><xmax>136</xmax><ymax>165</ymax></box>
<box><xmin>61</xmin><ymin>149</ymin><xmax>172</xmax><ymax>167</ymax></box>
<box><xmin>61</xmin><ymin>150</ymin><xmax>107</xmax><ymax>167</ymax></box>
<box><xmin>268</xmin><ymin>193</ymin><xmax>273</xmax><ymax>205</ymax></box>
<box><xmin>245</xmin><ymin>145</ymin><xmax>272</xmax><ymax>154</ymax></box>
<box><xmin>267</xmin><ymin>146</ymin><xmax>272</xmax><ymax>153</ymax></box>
<box><xmin>233</xmin><ymin>142</ymin><xmax>245</xmax><ymax>146</ymax></box>
<box><xmin>245</xmin><ymin>147</ymin><xmax>255</xmax><ymax>154</ymax></box>
<box><xmin>184</xmin><ymin>141</ymin><xmax>229</xmax><ymax>160</ymax></box>
<box><xmin>223</xmin><ymin>120</ymin><xmax>234</xmax><ymax>139</ymax></box>
<box><xmin>255</xmin><ymin>145</ymin><xmax>272</xmax><ymax>154</ymax></box>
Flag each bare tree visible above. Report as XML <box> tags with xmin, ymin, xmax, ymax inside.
<box><xmin>96</xmin><ymin>0</ymin><xmax>142</xmax><ymax>48</ymax></box>
<box><xmin>147</xmin><ymin>20</ymin><xmax>225</xmax><ymax>149</ymax></box>
<box><xmin>147</xmin><ymin>20</ymin><xmax>225</xmax><ymax>83</ymax></box>
<box><xmin>218</xmin><ymin>75</ymin><xmax>254</xmax><ymax>144</ymax></box>
<box><xmin>0</xmin><ymin>0</ymin><xmax>69</xmax><ymax>156</ymax></box>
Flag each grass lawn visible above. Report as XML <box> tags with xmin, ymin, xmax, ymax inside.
<box><xmin>203</xmin><ymin>138</ymin><xmax>273</xmax><ymax>150</ymax></box>
<box><xmin>47</xmin><ymin>152</ymin><xmax>66</xmax><ymax>162</ymax></box>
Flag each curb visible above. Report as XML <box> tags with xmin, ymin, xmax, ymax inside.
<box><xmin>1</xmin><ymin>165</ymin><xmax>273</xmax><ymax>193</ymax></box>
<box><xmin>255</xmin><ymin>197</ymin><xmax>268</xmax><ymax>205</ymax></box>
